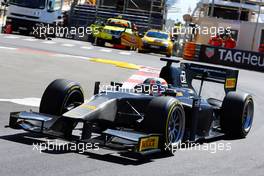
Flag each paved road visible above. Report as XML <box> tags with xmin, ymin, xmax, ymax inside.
<box><xmin>0</xmin><ymin>34</ymin><xmax>263</xmax><ymax>176</ymax></box>
<box><xmin>0</xmin><ymin>34</ymin><xmax>164</xmax><ymax>67</ymax></box>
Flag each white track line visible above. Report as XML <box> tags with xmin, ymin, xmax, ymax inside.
<box><xmin>54</xmin><ymin>54</ymin><xmax>88</xmax><ymax>60</ymax></box>
<box><xmin>119</xmin><ymin>51</ymin><xmax>131</xmax><ymax>55</ymax></box>
<box><xmin>42</xmin><ymin>41</ymin><xmax>57</xmax><ymax>44</ymax></box>
<box><xmin>81</xmin><ymin>46</ymin><xmax>93</xmax><ymax>50</ymax></box>
<box><xmin>61</xmin><ymin>43</ymin><xmax>75</xmax><ymax>47</ymax></box>
<box><xmin>4</xmin><ymin>35</ymin><xmax>20</xmax><ymax>39</ymax></box>
<box><xmin>129</xmin><ymin>74</ymin><xmax>150</xmax><ymax>81</ymax></box>
<box><xmin>22</xmin><ymin>38</ymin><xmax>38</xmax><ymax>42</ymax></box>
<box><xmin>100</xmin><ymin>48</ymin><xmax>112</xmax><ymax>52</ymax></box>
<box><xmin>0</xmin><ymin>98</ymin><xmax>40</xmax><ymax>107</ymax></box>
<box><xmin>139</xmin><ymin>67</ymin><xmax>160</xmax><ymax>74</ymax></box>
<box><xmin>0</xmin><ymin>46</ymin><xmax>17</xmax><ymax>50</ymax></box>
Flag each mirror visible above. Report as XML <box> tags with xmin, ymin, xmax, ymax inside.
<box><xmin>47</xmin><ymin>1</ymin><xmax>54</xmax><ymax>12</ymax></box>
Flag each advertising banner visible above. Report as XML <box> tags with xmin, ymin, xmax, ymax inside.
<box><xmin>200</xmin><ymin>45</ymin><xmax>264</xmax><ymax>72</ymax></box>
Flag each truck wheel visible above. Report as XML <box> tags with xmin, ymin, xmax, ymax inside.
<box><xmin>39</xmin><ymin>79</ymin><xmax>84</xmax><ymax>116</ymax></box>
<box><xmin>221</xmin><ymin>92</ymin><xmax>254</xmax><ymax>138</ymax></box>
<box><xmin>20</xmin><ymin>30</ymin><xmax>30</xmax><ymax>36</ymax></box>
<box><xmin>142</xmin><ymin>97</ymin><xmax>185</xmax><ymax>154</ymax></box>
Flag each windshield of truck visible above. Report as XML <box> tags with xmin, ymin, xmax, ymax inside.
<box><xmin>9</xmin><ymin>0</ymin><xmax>46</xmax><ymax>9</ymax></box>
<box><xmin>146</xmin><ymin>31</ymin><xmax>169</xmax><ymax>40</ymax></box>
<box><xmin>106</xmin><ymin>19</ymin><xmax>131</xmax><ymax>29</ymax></box>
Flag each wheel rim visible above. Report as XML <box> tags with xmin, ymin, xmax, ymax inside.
<box><xmin>243</xmin><ymin>99</ymin><xmax>254</xmax><ymax>132</ymax></box>
<box><xmin>167</xmin><ymin>106</ymin><xmax>184</xmax><ymax>145</ymax></box>
<box><xmin>62</xmin><ymin>90</ymin><xmax>84</xmax><ymax>114</ymax></box>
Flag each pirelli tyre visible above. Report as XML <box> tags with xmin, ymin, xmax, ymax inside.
<box><xmin>142</xmin><ymin>97</ymin><xmax>185</xmax><ymax>154</ymax></box>
<box><xmin>221</xmin><ymin>92</ymin><xmax>254</xmax><ymax>138</ymax></box>
<box><xmin>39</xmin><ymin>79</ymin><xmax>84</xmax><ymax>116</ymax></box>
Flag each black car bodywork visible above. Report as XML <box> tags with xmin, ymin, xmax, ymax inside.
<box><xmin>7</xmin><ymin>58</ymin><xmax>254</xmax><ymax>156</ymax></box>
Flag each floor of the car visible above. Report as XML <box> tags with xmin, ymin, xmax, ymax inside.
<box><xmin>207</xmin><ymin>98</ymin><xmax>222</xmax><ymax>108</ymax></box>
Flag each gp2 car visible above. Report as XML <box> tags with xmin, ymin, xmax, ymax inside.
<box><xmin>7</xmin><ymin>58</ymin><xmax>254</xmax><ymax>156</ymax></box>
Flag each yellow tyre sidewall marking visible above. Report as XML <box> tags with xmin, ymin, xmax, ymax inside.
<box><xmin>165</xmin><ymin>101</ymin><xmax>181</xmax><ymax>145</ymax></box>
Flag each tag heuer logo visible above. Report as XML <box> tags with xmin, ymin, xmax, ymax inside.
<box><xmin>205</xmin><ymin>47</ymin><xmax>215</xmax><ymax>58</ymax></box>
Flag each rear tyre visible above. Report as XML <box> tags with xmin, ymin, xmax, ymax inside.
<box><xmin>142</xmin><ymin>97</ymin><xmax>185</xmax><ymax>155</ymax></box>
<box><xmin>221</xmin><ymin>92</ymin><xmax>254</xmax><ymax>138</ymax></box>
<box><xmin>39</xmin><ymin>79</ymin><xmax>84</xmax><ymax>116</ymax></box>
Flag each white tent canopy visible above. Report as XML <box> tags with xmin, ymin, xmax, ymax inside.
<box><xmin>199</xmin><ymin>0</ymin><xmax>263</xmax><ymax>12</ymax></box>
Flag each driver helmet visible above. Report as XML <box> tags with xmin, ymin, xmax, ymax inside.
<box><xmin>142</xmin><ymin>78</ymin><xmax>168</xmax><ymax>96</ymax></box>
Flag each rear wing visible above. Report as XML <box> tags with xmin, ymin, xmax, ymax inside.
<box><xmin>181</xmin><ymin>63</ymin><xmax>239</xmax><ymax>93</ymax></box>
<box><xmin>160</xmin><ymin>58</ymin><xmax>239</xmax><ymax>93</ymax></box>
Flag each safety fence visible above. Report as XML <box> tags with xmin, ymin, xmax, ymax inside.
<box><xmin>69</xmin><ymin>0</ymin><xmax>165</xmax><ymax>33</ymax></box>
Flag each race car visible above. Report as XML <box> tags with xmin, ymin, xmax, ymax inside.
<box><xmin>138</xmin><ymin>30</ymin><xmax>174</xmax><ymax>57</ymax></box>
<box><xmin>89</xmin><ymin>17</ymin><xmax>139</xmax><ymax>49</ymax></box>
<box><xmin>7</xmin><ymin>58</ymin><xmax>254</xmax><ymax>157</ymax></box>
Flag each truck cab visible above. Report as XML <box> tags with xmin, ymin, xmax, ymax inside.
<box><xmin>6</xmin><ymin>0</ymin><xmax>63</xmax><ymax>35</ymax></box>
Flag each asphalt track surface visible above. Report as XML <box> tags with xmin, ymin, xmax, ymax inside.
<box><xmin>0</xmin><ymin>34</ymin><xmax>264</xmax><ymax>176</ymax></box>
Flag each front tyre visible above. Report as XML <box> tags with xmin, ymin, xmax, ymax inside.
<box><xmin>39</xmin><ymin>79</ymin><xmax>84</xmax><ymax>116</ymax></box>
<box><xmin>142</xmin><ymin>97</ymin><xmax>185</xmax><ymax>155</ymax></box>
<box><xmin>221</xmin><ymin>92</ymin><xmax>254</xmax><ymax>138</ymax></box>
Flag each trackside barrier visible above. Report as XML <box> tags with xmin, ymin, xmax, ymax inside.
<box><xmin>183</xmin><ymin>43</ymin><xmax>264</xmax><ymax>72</ymax></box>
<box><xmin>183</xmin><ymin>42</ymin><xmax>201</xmax><ymax>60</ymax></box>
<box><xmin>69</xmin><ymin>4</ymin><xmax>164</xmax><ymax>32</ymax></box>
